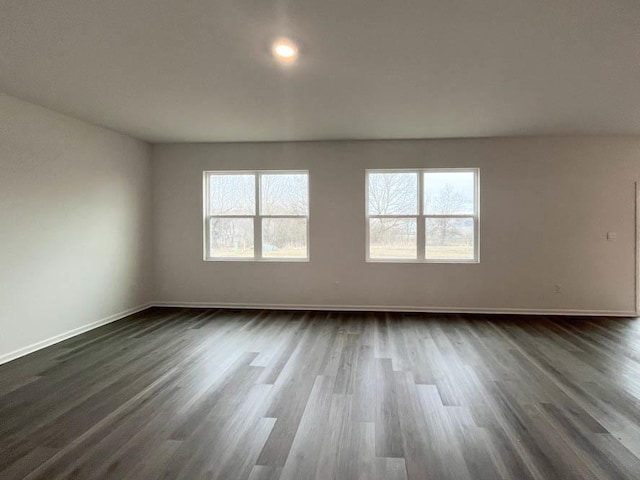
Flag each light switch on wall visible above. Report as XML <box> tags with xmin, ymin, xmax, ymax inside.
<box><xmin>607</xmin><ymin>232</ymin><xmax>617</xmax><ymax>241</ymax></box>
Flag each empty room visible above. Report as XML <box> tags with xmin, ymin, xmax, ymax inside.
<box><xmin>1</xmin><ymin>1</ymin><xmax>640</xmax><ymax>479</ymax></box>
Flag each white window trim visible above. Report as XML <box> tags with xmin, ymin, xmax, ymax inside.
<box><xmin>203</xmin><ymin>170</ymin><xmax>310</xmax><ymax>262</ymax></box>
<box><xmin>365</xmin><ymin>168</ymin><xmax>480</xmax><ymax>264</ymax></box>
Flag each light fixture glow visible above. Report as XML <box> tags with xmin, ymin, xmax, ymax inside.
<box><xmin>275</xmin><ymin>44</ymin><xmax>295</xmax><ymax>58</ymax></box>
<box><xmin>272</xmin><ymin>38</ymin><xmax>298</xmax><ymax>63</ymax></box>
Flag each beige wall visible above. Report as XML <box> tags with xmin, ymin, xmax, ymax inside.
<box><xmin>0</xmin><ymin>94</ymin><xmax>153</xmax><ymax>361</ymax></box>
<box><xmin>2</xmin><ymin>96</ymin><xmax>639</xmax><ymax>362</ymax></box>
<box><xmin>153</xmin><ymin>137</ymin><xmax>640</xmax><ymax>315</ymax></box>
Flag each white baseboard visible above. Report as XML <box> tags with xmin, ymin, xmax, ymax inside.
<box><xmin>152</xmin><ymin>301</ymin><xmax>637</xmax><ymax>318</ymax></box>
<box><xmin>0</xmin><ymin>303</ymin><xmax>153</xmax><ymax>366</ymax></box>
<box><xmin>2</xmin><ymin>301</ymin><xmax>633</xmax><ymax>366</ymax></box>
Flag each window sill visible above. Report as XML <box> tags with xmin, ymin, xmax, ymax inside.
<box><xmin>204</xmin><ymin>257</ymin><xmax>309</xmax><ymax>263</ymax></box>
<box><xmin>366</xmin><ymin>258</ymin><xmax>479</xmax><ymax>264</ymax></box>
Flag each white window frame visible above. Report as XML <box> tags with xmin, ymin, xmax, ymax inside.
<box><xmin>203</xmin><ymin>170</ymin><xmax>310</xmax><ymax>262</ymax></box>
<box><xmin>365</xmin><ymin>168</ymin><xmax>479</xmax><ymax>263</ymax></box>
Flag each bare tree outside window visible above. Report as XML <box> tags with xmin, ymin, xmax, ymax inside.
<box><xmin>367</xmin><ymin>169</ymin><xmax>478</xmax><ymax>262</ymax></box>
<box><xmin>205</xmin><ymin>171</ymin><xmax>309</xmax><ymax>260</ymax></box>
<box><xmin>208</xmin><ymin>174</ymin><xmax>255</xmax><ymax>257</ymax></box>
<box><xmin>424</xmin><ymin>171</ymin><xmax>475</xmax><ymax>259</ymax></box>
<box><xmin>261</xmin><ymin>174</ymin><xmax>308</xmax><ymax>258</ymax></box>
<box><xmin>368</xmin><ymin>172</ymin><xmax>418</xmax><ymax>258</ymax></box>
<box><xmin>368</xmin><ymin>172</ymin><xmax>417</xmax><ymax>216</ymax></box>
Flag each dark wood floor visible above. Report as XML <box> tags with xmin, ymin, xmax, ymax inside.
<box><xmin>1</xmin><ymin>308</ymin><xmax>640</xmax><ymax>479</ymax></box>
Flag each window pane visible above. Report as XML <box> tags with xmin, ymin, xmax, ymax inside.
<box><xmin>368</xmin><ymin>172</ymin><xmax>418</xmax><ymax>215</ymax></box>
<box><xmin>209</xmin><ymin>218</ymin><xmax>254</xmax><ymax>258</ymax></box>
<box><xmin>424</xmin><ymin>171</ymin><xmax>475</xmax><ymax>215</ymax></box>
<box><xmin>209</xmin><ymin>174</ymin><xmax>255</xmax><ymax>215</ymax></box>
<box><xmin>425</xmin><ymin>217</ymin><xmax>474</xmax><ymax>260</ymax></box>
<box><xmin>262</xmin><ymin>218</ymin><xmax>308</xmax><ymax>258</ymax></box>
<box><xmin>261</xmin><ymin>173</ymin><xmax>308</xmax><ymax>215</ymax></box>
<box><xmin>369</xmin><ymin>218</ymin><xmax>417</xmax><ymax>259</ymax></box>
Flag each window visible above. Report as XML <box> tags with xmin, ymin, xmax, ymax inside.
<box><xmin>366</xmin><ymin>169</ymin><xmax>479</xmax><ymax>262</ymax></box>
<box><xmin>204</xmin><ymin>171</ymin><xmax>309</xmax><ymax>261</ymax></box>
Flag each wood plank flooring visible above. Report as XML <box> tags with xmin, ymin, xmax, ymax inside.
<box><xmin>1</xmin><ymin>308</ymin><xmax>640</xmax><ymax>479</ymax></box>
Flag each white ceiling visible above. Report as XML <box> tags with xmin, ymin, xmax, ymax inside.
<box><xmin>1</xmin><ymin>0</ymin><xmax>639</xmax><ymax>143</ymax></box>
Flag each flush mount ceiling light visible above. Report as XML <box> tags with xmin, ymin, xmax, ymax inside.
<box><xmin>272</xmin><ymin>37</ymin><xmax>298</xmax><ymax>64</ymax></box>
